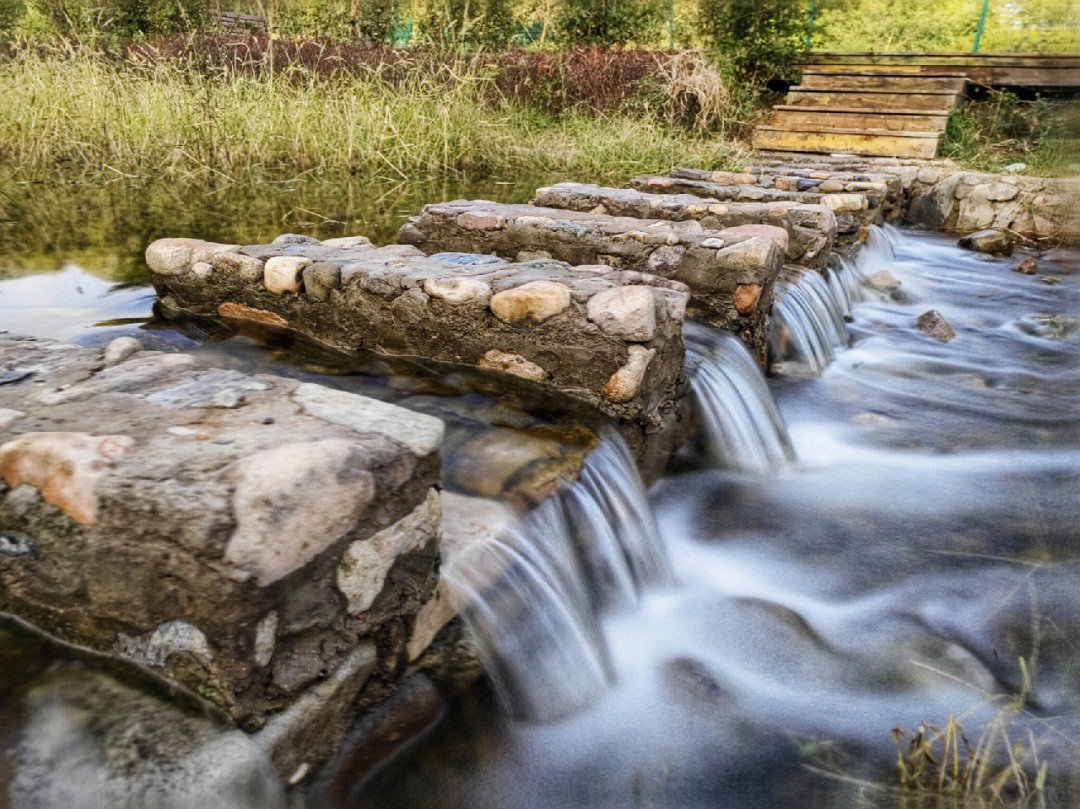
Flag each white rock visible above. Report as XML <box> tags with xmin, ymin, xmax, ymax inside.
<box><xmin>293</xmin><ymin>383</ymin><xmax>444</xmax><ymax>457</ymax></box>
<box><xmin>602</xmin><ymin>345</ymin><xmax>656</xmax><ymax>403</ymax></box>
<box><xmin>145</xmin><ymin>238</ymin><xmax>238</xmax><ymax>275</ymax></box>
<box><xmin>423</xmin><ymin>276</ymin><xmax>492</xmax><ymax>305</ymax></box>
<box><xmin>210</xmin><ymin>251</ymin><xmax>265</xmax><ymax>282</ymax></box>
<box><xmin>225</xmin><ymin>440</ymin><xmax>375</xmax><ymax>587</ymax></box>
<box><xmin>0</xmin><ymin>408</ymin><xmax>25</xmax><ymax>431</ymax></box>
<box><xmin>822</xmin><ymin>194</ymin><xmax>868</xmax><ymax>214</ymax></box>
<box><xmin>337</xmin><ymin>488</ymin><xmax>441</xmax><ymax>614</ymax></box>
<box><xmin>321</xmin><ymin>235</ymin><xmax>373</xmax><ymax>249</ymax></box>
<box><xmin>103</xmin><ymin>336</ymin><xmax>141</xmax><ymax>366</ymax></box>
<box><xmin>264</xmin><ymin>256</ymin><xmax>312</xmax><ymax>295</ymax></box>
<box><xmin>114</xmin><ymin>620</ymin><xmax>213</xmax><ymax>668</ymax></box>
<box><xmin>587</xmin><ymin>286</ymin><xmax>657</xmax><ymax>341</ymax></box>
<box><xmin>866</xmin><ymin>269</ymin><xmax>902</xmax><ymax>293</ymax></box>
<box><xmin>716</xmin><ymin>236</ymin><xmax>781</xmax><ymax>272</ymax></box>
<box><xmin>253</xmin><ymin>611</ymin><xmax>278</xmax><ymax>668</ymax></box>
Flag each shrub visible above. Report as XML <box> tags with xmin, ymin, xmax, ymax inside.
<box><xmin>416</xmin><ymin>0</ymin><xmax>516</xmax><ymax>44</ymax></box>
<box><xmin>0</xmin><ymin>0</ymin><xmax>25</xmax><ymax>34</ymax></box>
<box><xmin>557</xmin><ymin>0</ymin><xmax>664</xmax><ymax>45</ymax></box>
<box><xmin>697</xmin><ymin>0</ymin><xmax>811</xmax><ymax>80</ymax></box>
<box><xmin>36</xmin><ymin>0</ymin><xmax>207</xmax><ymax>37</ymax></box>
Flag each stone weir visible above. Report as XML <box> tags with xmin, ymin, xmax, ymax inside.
<box><xmin>628</xmin><ymin>173</ymin><xmax>883</xmax><ymax>239</ymax></box>
<box><xmin>144</xmin><ymin>235</ymin><xmax>691</xmax><ymax>473</ymax></box>
<box><xmin>0</xmin><ymin>333</ymin><xmax>444</xmax><ymax>782</ymax></box>
<box><xmin>397</xmin><ymin>200</ymin><xmax>783</xmax><ymax>361</ymax></box>
<box><xmin>750</xmin><ymin>153</ymin><xmax>1080</xmax><ymax>244</ymax></box>
<box><xmin>531</xmin><ymin>181</ymin><xmax>838</xmax><ymax>268</ymax></box>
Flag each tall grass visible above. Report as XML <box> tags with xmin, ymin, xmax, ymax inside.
<box><xmin>0</xmin><ymin>39</ymin><xmax>738</xmax><ymax>184</ymax></box>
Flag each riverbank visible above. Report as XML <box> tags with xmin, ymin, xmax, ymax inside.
<box><xmin>0</xmin><ymin>40</ymin><xmax>740</xmax><ymax>185</ymax></box>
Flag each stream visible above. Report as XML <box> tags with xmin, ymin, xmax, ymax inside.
<box><xmin>2</xmin><ymin>187</ymin><xmax>1080</xmax><ymax>807</ymax></box>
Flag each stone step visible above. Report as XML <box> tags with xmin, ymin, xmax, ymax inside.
<box><xmin>627</xmin><ymin>174</ymin><xmax>881</xmax><ymax>236</ymax></box>
<box><xmin>145</xmin><ymin>234</ymin><xmax>692</xmax><ymax>463</ymax></box>
<box><xmin>669</xmin><ymin>166</ymin><xmax>898</xmax><ymax>204</ymax></box>
<box><xmin>530</xmin><ymin>181</ymin><xmax>837</xmax><ymax>267</ymax></box>
<box><xmin>396</xmin><ymin>200</ymin><xmax>784</xmax><ymax>361</ymax></box>
<box><xmin>0</xmin><ymin>334</ymin><xmax>443</xmax><ymax>739</ymax></box>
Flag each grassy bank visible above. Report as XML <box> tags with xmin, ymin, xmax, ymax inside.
<box><xmin>0</xmin><ymin>40</ymin><xmax>740</xmax><ymax>186</ymax></box>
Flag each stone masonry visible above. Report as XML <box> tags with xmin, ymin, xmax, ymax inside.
<box><xmin>531</xmin><ymin>181</ymin><xmax>838</xmax><ymax>267</ymax></box>
<box><xmin>628</xmin><ymin>174</ymin><xmax>883</xmax><ymax>237</ymax></box>
<box><xmin>751</xmin><ymin>152</ymin><xmax>1080</xmax><ymax>243</ymax></box>
<box><xmin>397</xmin><ymin>200</ymin><xmax>783</xmax><ymax>360</ymax></box>
<box><xmin>0</xmin><ymin>333</ymin><xmax>443</xmax><ymax>737</ymax></box>
<box><xmin>144</xmin><ymin>234</ymin><xmax>692</xmax><ymax>469</ymax></box>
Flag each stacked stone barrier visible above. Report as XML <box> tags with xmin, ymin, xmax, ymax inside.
<box><xmin>750</xmin><ymin>153</ymin><xmax>1080</xmax><ymax>243</ymax></box>
<box><xmin>0</xmin><ymin>333</ymin><xmax>445</xmax><ymax>778</ymax></box>
<box><xmin>397</xmin><ymin>200</ymin><xmax>783</xmax><ymax>362</ymax></box>
<box><xmin>627</xmin><ymin>174</ymin><xmax>882</xmax><ymax>238</ymax></box>
<box><xmin>144</xmin><ymin>234</ymin><xmax>692</xmax><ymax>472</ymax></box>
<box><xmin>530</xmin><ymin>181</ymin><xmax>838</xmax><ymax>268</ymax></box>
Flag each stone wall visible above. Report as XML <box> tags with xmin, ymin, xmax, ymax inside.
<box><xmin>0</xmin><ymin>334</ymin><xmax>442</xmax><ymax>735</ymax></box>
<box><xmin>398</xmin><ymin>200</ymin><xmax>782</xmax><ymax>361</ymax></box>
<box><xmin>145</xmin><ymin>234</ymin><xmax>691</xmax><ymax>471</ymax></box>
<box><xmin>906</xmin><ymin>168</ymin><xmax>1080</xmax><ymax>243</ymax></box>
<box><xmin>628</xmin><ymin>174</ymin><xmax>882</xmax><ymax>238</ymax></box>
<box><xmin>751</xmin><ymin>151</ymin><xmax>1080</xmax><ymax>244</ymax></box>
<box><xmin>531</xmin><ymin>181</ymin><xmax>838</xmax><ymax>267</ymax></box>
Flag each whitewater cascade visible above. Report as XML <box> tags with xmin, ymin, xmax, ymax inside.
<box><xmin>684</xmin><ymin>322</ymin><xmax>796</xmax><ymax>473</ymax></box>
<box><xmin>445</xmin><ymin>433</ymin><xmax>668</xmax><ymax>721</ymax></box>
<box><xmin>768</xmin><ymin>238</ymin><xmax>875</xmax><ymax>374</ymax></box>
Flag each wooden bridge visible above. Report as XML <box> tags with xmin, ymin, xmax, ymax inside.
<box><xmin>753</xmin><ymin>52</ymin><xmax>1080</xmax><ymax>159</ymax></box>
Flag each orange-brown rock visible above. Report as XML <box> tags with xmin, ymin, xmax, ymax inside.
<box><xmin>218</xmin><ymin>302</ymin><xmax>289</xmax><ymax>327</ymax></box>
<box><xmin>734</xmin><ymin>284</ymin><xmax>763</xmax><ymax>315</ymax></box>
<box><xmin>0</xmin><ymin>431</ymin><xmax>134</xmax><ymax>524</ymax></box>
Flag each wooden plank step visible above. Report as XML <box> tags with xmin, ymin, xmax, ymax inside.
<box><xmin>804</xmin><ymin>52</ymin><xmax>1080</xmax><ymax>68</ymax></box>
<box><xmin>752</xmin><ymin>127</ymin><xmax>940</xmax><ymax>159</ymax></box>
<box><xmin>786</xmin><ymin>89</ymin><xmax>959</xmax><ymax>112</ymax></box>
<box><xmin>799</xmin><ymin>71</ymin><xmax>967</xmax><ymax>93</ymax></box>
<box><xmin>801</xmin><ymin>53</ymin><xmax>1080</xmax><ymax>87</ymax></box>
<box><xmin>769</xmin><ymin>108</ymin><xmax>947</xmax><ymax>133</ymax></box>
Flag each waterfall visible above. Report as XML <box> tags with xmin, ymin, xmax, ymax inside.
<box><xmin>684</xmin><ymin>323</ymin><xmax>796</xmax><ymax>473</ymax></box>
<box><xmin>854</xmin><ymin>224</ymin><xmax>900</xmax><ymax>277</ymax></box>
<box><xmin>769</xmin><ymin>265</ymin><xmax>851</xmax><ymax>374</ymax></box>
<box><xmin>445</xmin><ymin>433</ymin><xmax>668</xmax><ymax>721</ymax></box>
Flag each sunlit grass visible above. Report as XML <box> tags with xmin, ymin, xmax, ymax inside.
<box><xmin>0</xmin><ymin>40</ymin><xmax>738</xmax><ymax>184</ymax></box>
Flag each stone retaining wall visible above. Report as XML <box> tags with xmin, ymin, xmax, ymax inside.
<box><xmin>750</xmin><ymin>152</ymin><xmax>1080</xmax><ymax>244</ymax></box>
<box><xmin>398</xmin><ymin>200</ymin><xmax>782</xmax><ymax>361</ymax></box>
<box><xmin>0</xmin><ymin>334</ymin><xmax>443</xmax><ymax>734</ymax></box>
<box><xmin>531</xmin><ymin>181</ymin><xmax>838</xmax><ymax>267</ymax></box>
<box><xmin>906</xmin><ymin>168</ymin><xmax>1080</xmax><ymax>243</ymax></box>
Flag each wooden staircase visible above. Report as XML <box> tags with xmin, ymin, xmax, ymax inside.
<box><xmin>753</xmin><ymin>67</ymin><xmax>967</xmax><ymax>159</ymax></box>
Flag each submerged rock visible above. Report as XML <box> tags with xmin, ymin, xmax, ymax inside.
<box><xmin>915</xmin><ymin>310</ymin><xmax>956</xmax><ymax>342</ymax></box>
<box><xmin>1013</xmin><ymin>257</ymin><xmax>1038</xmax><ymax>275</ymax></box>
<box><xmin>5</xmin><ymin>664</ymin><xmax>286</xmax><ymax>809</ymax></box>
<box><xmin>865</xmin><ymin>269</ymin><xmax>902</xmax><ymax>293</ymax></box>
<box><xmin>958</xmin><ymin>228</ymin><xmax>1013</xmax><ymax>255</ymax></box>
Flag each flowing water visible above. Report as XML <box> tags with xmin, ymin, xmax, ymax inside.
<box><xmin>3</xmin><ymin>195</ymin><xmax>1080</xmax><ymax>808</ymax></box>
<box><xmin>358</xmin><ymin>227</ymin><xmax>1080</xmax><ymax>808</ymax></box>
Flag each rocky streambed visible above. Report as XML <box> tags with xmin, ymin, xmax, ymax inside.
<box><xmin>1</xmin><ymin>155</ymin><xmax>1079</xmax><ymax>808</ymax></box>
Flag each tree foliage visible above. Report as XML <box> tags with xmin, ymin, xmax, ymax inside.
<box><xmin>697</xmin><ymin>0</ymin><xmax>813</xmax><ymax>80</ymax></box>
